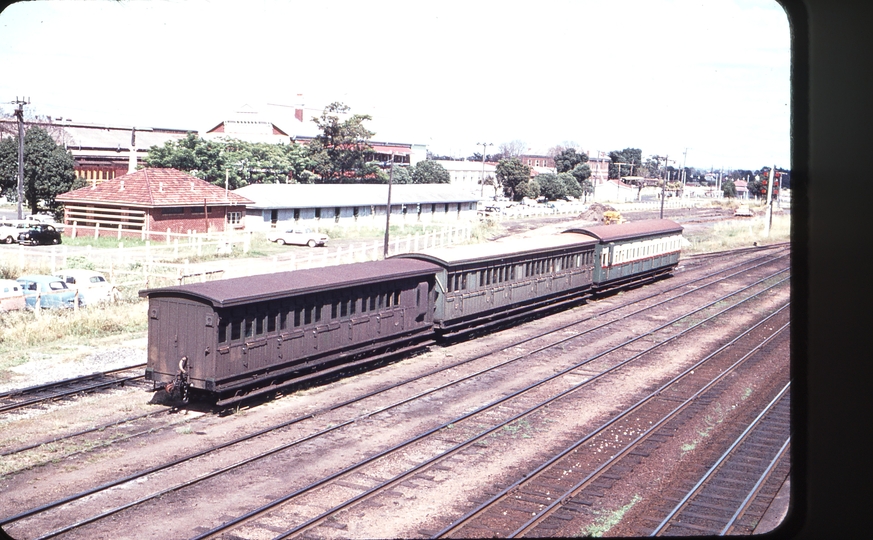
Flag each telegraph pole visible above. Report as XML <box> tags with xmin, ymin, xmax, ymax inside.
<box><xmin>383</xmin><ymin>155</ymin><xmax>395</xmax><ymax>258</ymax></box>
<box><xmin>13</xmin><ymin>97</ymin><xmax>29</xmax><ymax>219</ymax></box>
<box><xmin>477</xmin><ymin>142</ymin><xmax>492</xmax><ymax>198</ymax></box>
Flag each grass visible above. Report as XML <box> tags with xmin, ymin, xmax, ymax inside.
<box><xmin>682</xmin><ymin>213</ymin><xmax>791</xmax><ymax>255</ymax></box>
<box><xmin>0</xmin><ymin>300</ymin><xmax>149</xmax><ymax>383</ymax></box>
<box><xmin>581</xmin><ymin>494</ymin><xmax>642</xmax><ymax>537</ymax></box>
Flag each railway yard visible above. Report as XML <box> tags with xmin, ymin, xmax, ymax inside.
<box><xmin>0</xmin><ymin>209</ymin><xmax>792</xmax><ymax>539</ymax></box>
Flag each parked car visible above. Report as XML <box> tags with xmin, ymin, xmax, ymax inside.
<box><xmin>0</xmin><ymin>220</ymin><xmax>30</xmax><ymax>244</ymax></box>
<box><xmin>55</xmin><ymin>268</ymin><xmax>118</xmax><ymax>306</ymax></box>
<box><xmin>266</xmin><ymin>227</ymin><xmax>329</xmax><ymax>247</ymax></box>
<box><xmin>0</xmin><ymin>279</ymin><xmax>26</xmax><ymax>312</ymax></box>
<box><xmin>53</xmin><ymin>269</ymin><xmax>117</xmax><ymax>306</ymax></box>
<box><xmin>17</xmin><ymin>223</ymin><xmax>62</xmax><ymax>245</ymax></box>
<box><xmin>16</xmin><ymin>275</ymin><xmax>82</xmax><ymax>309</ymax></box>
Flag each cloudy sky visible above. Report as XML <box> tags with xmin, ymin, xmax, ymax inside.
<box><xmin>0</xmin><ymin>0</ymin><xmax>790</xmax><ymax>171</ymax></box>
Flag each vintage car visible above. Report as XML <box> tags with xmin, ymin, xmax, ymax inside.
<box><xmin>0</xmin><ymin>279</ymin><xmax>26</xmax><ymax>311</ymax></box>
<box><xmin>0</xmin><ymin>220</ymin><xmax>30</xmax><ymax>244</ymax></box>
<box><xmin>16</xmin><ymin>274</ymin><xmax>81</xmax><ymax>309</ymax></box>
<box><xmin>54</xmin><ymin>269</ymin><xmax>117</xmax><ymax>306</ymax></box>
<box><xmin>266</xmin><ymin>227</ymin><xmax>329</xmax><ymax>247</ymax></box>
<box><xmin>17</xmin><ymin>223</ymin><xmax>62</xmax><ymax>245</ymax></box>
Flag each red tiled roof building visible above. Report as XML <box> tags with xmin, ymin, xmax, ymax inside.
<box><xmin>56</xmin><ymin>168</ymin><xmax>253</xmax><ymax>239</ymax></box>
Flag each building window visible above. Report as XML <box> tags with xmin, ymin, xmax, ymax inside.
<box><xmin>227</xmin><ymin>211</ymin><xmax>242</xmax><ymax>225</ymax></box>
<box><xmin>335</xmin><ymin>207</ymin><xmax>341</xmax><ymax>223</ymax></box>
<box><xmin>162</xmin><ymin>207</ymin><xmax>185</xmax><ymax>215</ymax></box>
<box><xmin>315</xmin><ymin>208</ymin><xmax>321</xmax><ymax>220</ymax></box>
<box><xmin>294</xmin><ymin>209</ymin><xmax>300</xmax><ymax>221</ymax></box>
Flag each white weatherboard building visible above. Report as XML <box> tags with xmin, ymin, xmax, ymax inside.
<box><xmin>235</xmin><ymin>184</ymin><xmax>480</xmax><ymax>232</ymax></box>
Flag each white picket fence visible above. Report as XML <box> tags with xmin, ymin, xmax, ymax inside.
<box><xmin>1</xmin><ymin>224</ymin><xmax>473</xmax><ymax>291</ymax></box>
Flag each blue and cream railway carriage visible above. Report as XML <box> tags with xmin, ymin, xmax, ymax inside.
<box><xmin>565</xmin><ymin>219</ymin><xmax>684</xmax><ymax>286</ymax></box>
<box><xmin>139</xmin><ymin>259</ymin><xmax>439</xmax><ymax>402</ymax></box>
<box><xmin>395</xmin><ymin>233</ymin><xmax>599</xmax><ymax>332</ymax></box>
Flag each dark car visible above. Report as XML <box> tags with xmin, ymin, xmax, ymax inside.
<box><xmin>18</xmin><ymin>224</ymin><xmax>62</xmax><ymax>245</ymax></box>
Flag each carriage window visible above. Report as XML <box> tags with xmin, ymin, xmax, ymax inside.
<box><xmin>218</xmin><ymin>319</ymin><xmax>228</xmax><ymax>343</ymax></box>
<box><xmin>304</xmin><ymin>306</ymin><xmax>312</xmax><ymax>325</ymax></box>
<box><xmin>370</xmin><ymin>295</ymin><xmax>377</xmax><ymax>311</ymax></box>
<box><xmin>268</xmin><ymin>312</ymin><xmax>276</xmax><ymax>333</ymax></box>
<box><xmin>231</xmin><ymin>319</ymin><xmax>241</xmax><ymax>341</ymax></box>
<box><xmin>378</xmin><ymin>294</ymin><xmax>384</xmax><ymax>309</ymax></box>
<box><xmin>245</xmin><ymin>318</ymin><xmax>253</xmax><ymax>339</ymax></box>
<box><xmin>294</xmin><ymin>307</ymin><xmax>302</xmax><ymax>327</ymax></box>
<box><xmin>332</xmin><ymin>301</ymin><xmax>338</xmax><ymax>319</ymax></box>
<box><xmin>315</xmin><ymin>303</ymin><xmax>322</xmax><ymax>323</ymax></box>
<box><xmin>394</xmin><ymin>291</ymin><xmax>400</xmax><ymax>305</ymax></box>
<box><xmin>256</xmin><ymin>315</ymin><xmax>264</xmax><ymax>335</ymax></box>
<box><xmin>350</xmin><ymin>298</ymin><xmax>356</xmax><ymax>315</ymax></box>
<box><xmin>280</xmin><ymin>310</ymin><xmax>288</xmax><ymax>330</ymax></box>
<box><xmin>341</xmin><ymin>300</ymin><xmax>348</xmax><ymax>317</ymax></box>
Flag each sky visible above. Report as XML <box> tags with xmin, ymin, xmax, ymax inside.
<box><xmin>0</xmin><ymin>0</ymin><xmax>791</xmax><ymax>172</ymax></box>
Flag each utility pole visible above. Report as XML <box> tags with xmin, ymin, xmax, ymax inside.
<box><xmin>13</xmin><ymin>96</ymin><xmax>29</xmax><ymax>219</ymax></box>
<box><xmin>383</xmin><ymin>155</ymin><xmax>395</xmax><ymax>258</ymax></box>
<box><xmin>476</xmin><ymin>142</ymin><xmax>492</xmax><ymax>198</ymax></box>
<box><xmin>681</xmin><ymin>147</ymin><xmax>690</xmax><ymax>195</ymax></box>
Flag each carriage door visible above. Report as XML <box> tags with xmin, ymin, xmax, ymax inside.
<box><xmin>157</xmin><ymin>299</ymin><xmax>211</xmax><ymax>384</ymax></box>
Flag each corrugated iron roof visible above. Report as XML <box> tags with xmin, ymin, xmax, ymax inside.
<box><xmin>56</xmin><ymin>168</ymin><xmax>253</xmax><ymax>207</ymax></box>
<box><xmin>564</xmin><ymin>219</ymin><xmax>683</xmax><ymax>243</ymax></box>
<box><xmin>139</xmin><ymin>258</ymin><xmax>440</xmax><ymax>307</ymax></box>
<box><xmin>234</xmin><ymin>183</ymin><xmax>479</xmax><ymax>209</ymax></box>
<box><xmin>393</xmin><ymin>233</ymin><xmax>598</xmax><ymax>267</ymax></box>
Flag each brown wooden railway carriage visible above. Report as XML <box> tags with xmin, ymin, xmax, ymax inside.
<box><xmin>393</xmin><ymin>233</ymin><xmax>600</xmax><ymax>332</ymax></box>
<box><xmin>139</xmin><ymin>259</ymin><xmax>439</xmax><ymax>403</ymax></box>
<box><xmin>564</xmin><ymin>219</ymin><xmax>684</xmax><ymax>286</ymax></box>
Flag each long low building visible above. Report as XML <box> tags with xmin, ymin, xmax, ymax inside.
<box><xmin>235</xmin><ymin>183</ymin><xmax>480</xmax><ymax>231</ymax></box>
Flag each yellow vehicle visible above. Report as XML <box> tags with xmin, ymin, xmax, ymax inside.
<box><xmin>602</xmin><ymin>210</ymin><xmax>624</xmax><ymax>225</ymax></box>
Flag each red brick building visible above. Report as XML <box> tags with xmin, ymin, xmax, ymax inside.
<box><xmin>55</xmin><ymin>168</ymin><xmax>252</xmax><ymax>239</ymax></box>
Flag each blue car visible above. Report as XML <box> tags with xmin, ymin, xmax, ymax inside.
<box><xmin>16</xmin><ymin>274</ymin><xmax>82</xmax><ymax>309</ymax></box>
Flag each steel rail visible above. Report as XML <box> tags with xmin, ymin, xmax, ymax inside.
<box><xmin>208</xmin><ymin>272</ymin><xmax>790</xmax><ymax>540</ymax></box>
<box><xmin>434</xmin><ymin>310</ymin><xmax>790</xmax><ymax>538</ymax></box>
<box><xmin>721</xmin><ymin>436</ymin><xmax>791</xmax><ymax>535</ymax></box>
<box><xmin>1</xmin><ymin>249</ymin><xmax>788</xmax><ymax>537</ymax></box>
<box><xmin>649</xmin><ymin>382</ymin><xmax>791</xmax><ymax>536</ymax></box>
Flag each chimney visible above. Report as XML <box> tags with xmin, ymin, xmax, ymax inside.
<box><xmin>295</xmin><ymin>93</ymin><xmax>304</xmax><ymax>122</ymax></box>
<box><xmin>119</xmin><ymin>180</ymin><xmax>125</xmax><ymax>191</ymax></box>
<box><xmin>159</xmin><ymin>182</ymin><xmax>164</xmax><ymax>192</ymax></box>
<box><xmin>190</xmin><ymin>181</ymin><xmax>195</xmax><ymax>192</ymax></box>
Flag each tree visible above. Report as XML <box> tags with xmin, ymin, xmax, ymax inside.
<box><xmin>411</xmin><ymin>160</ymin><xmax>450</xmax><ymax>184</ymax></box>
<box><xmin>496</xmin><ymin>157</ymin><xmax>532</xmax><ymax>200</ymax></box>
<box><xmin>498</xmin><ymin>140</ymin><xmax>526</xmax><ymax>158</ymax></box>
<box><xmin>308</xmin><ymin>102</ymin><xmax>375</xmax><ymax>183</ymax></box>
<box><xmin>560</xmin><ymin>172</ymin><xmax>583</xmax><ymax>199</ymax></box>
<box><xmin>145</xmin><ymin>134</ymin><xmax>314</xmax><ymax>188</ymax></box>
<box><xmin>515</xmin><ymin>180</ymin><xmax>541</xmax><ymax>200</ymax></box>
<box><xmin>390</xmin><ymin>165</ymin><xmax>413</xmax><ymax>184</ymax></box>
<box><xmin>608</xmin><ymin>148</ymin><xmax>643</xmax><ymax>179</ymax></box>
<box><xmin>554</xmin><ymin>148</ymin><xmax>587</xmax><ymax>173</ymax></box>
<box><xmin>0</xmin><ymin>126</ymin><xmax>75</xmax><ymax>214</ymax></box>
<box><xmin>535</xmin><ymin>173</ymin><xmax>566</xmax><ymax>201</ymax></box>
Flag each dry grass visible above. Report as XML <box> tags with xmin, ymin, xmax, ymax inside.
<box><xmin>682</xmin><ymin>213</ymin><xmax>791</xmax><ymax>255</ymax></box>
<box><xmin>0</xmin><ymin>301</ymin><xmax>148</xmax><ymax>354</ymax></box>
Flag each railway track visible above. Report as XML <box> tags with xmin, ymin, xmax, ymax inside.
<box><xmin>190</xmin><ymin>262</ymin><xmax>788</xmax><ymax>539</ymax></box>
<box><xmin>433</xmin><ymin>312</ymin><xmax>790</xmax><ymax>538</ymax></box>
<box><xmin>0</xmin><ymin>245</ymin><xmax>791</xmax><ymax>539</ymax></box>
<box><xmin>648</xmin><ymin>383</ymin><xmax>791</xmax><ymax>536</ymax></box>
<box><xmin>0</xmin><ymin>364</ymin><xmax>147</xmax><ymax>414</ymax></box>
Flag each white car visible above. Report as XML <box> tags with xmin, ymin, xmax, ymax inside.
<box><xmin>53</xmin><ymin>269</ymin><xmax>117</xmax><ymax>306</ymax></box>
<box><xmin>267</xmin><ymin>227</ymin><xmax>329</xmax><ymax>247</ymax></box>
<box><xmin>0</xmin><ymin>279</ymin><xmax>26</xmax><ymax>311</ymax></box>
<box><xmin>0</xmin><ymin>220</ymin><xmax>30</xmax><ymax>244</ymax></box>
